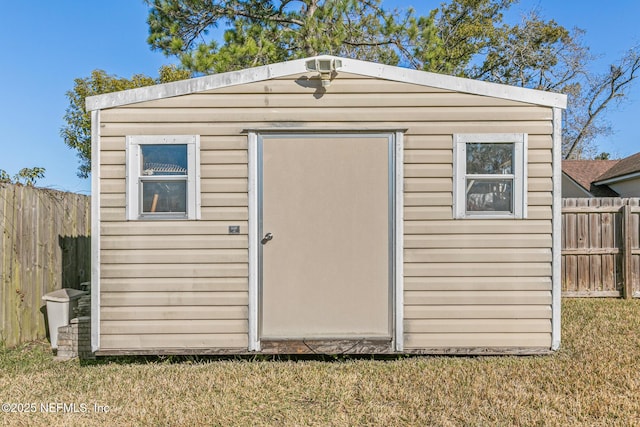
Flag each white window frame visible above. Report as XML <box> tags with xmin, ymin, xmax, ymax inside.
<box><xmin>453</xmin><ymin>133</ymin><xmax>527</xmax><ymax>219</ymax></box>
<box><xmin>126</xmin><ymin>135</ymin><xmax>201</xmax><ymax>220</ymax></box>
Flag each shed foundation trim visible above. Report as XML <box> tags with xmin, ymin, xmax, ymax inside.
<box><xmin>403</xmin><ymin>347</ymin><xmax>553</xmax><ymax>356</ymax></box>
<box><xmin>94</xmin><ymin>346</ymin><xmax>552</xmax><ymax>356</ymax></box>
<box><xmin>95</xmin><ymin>348</ymin><xmax>249</xmax><ymax>356</ymax></box>
<box><xmin>260</xmin><ymin>339</ymin><xmax>394</xmax><ymax>354</ymax></box>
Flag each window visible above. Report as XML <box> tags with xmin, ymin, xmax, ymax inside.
<box><xmin>126</xmin><ymin>135</ymin><xmax>200</xmax><ymax>220</ymax></box>
<box><xmin>453</xmin><ymin>134</ymin><xmax>527</xmax><ymax>219</ymax></box>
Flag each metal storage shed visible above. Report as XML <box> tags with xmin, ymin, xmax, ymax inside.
<box><xmin>87</xmin><ymin>55</ymin><xmax>567</xmax><ymax>355</ymax></box>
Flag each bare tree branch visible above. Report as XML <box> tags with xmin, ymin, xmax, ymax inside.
<box><xmin>564</xmin><ymin>48</ymin><xmax>640</xmax><ymax>159</ymax></box>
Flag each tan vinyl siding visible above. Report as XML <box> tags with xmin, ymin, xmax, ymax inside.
<box><xmin>101</xmin><ymin>305</ymin><xmax>248</xmax><ymax>320</ymax></box>
<box><xmin>404</xmin><ymin>220</ymin><xmax>551</xmax><ymax>234</ymax></box>
<box><xmin>404</xmin><ymin>234</ymin><xmax>552</xmax><ymax>249</ymax></box>
<box><xmin>102</xmin><ymin>106</ymin><xmax>553</xmax><ymax>123</ymax></box>
<box><xmin>101</xmin><ymin>264</ymin><xmax>247</xmax><ymax>279</ymax></box>
<box><xmin>404</xmin><ymin>276</ymin><xmax>552</xmax><ymax>291</ymax></box>
<box><xmin>100</xmin><ymin>122</ymin><xmax>552</xmax><ymax>137</ymax></box>
<box><xmin>404</xmin><ymin>333</ymin><xmax>550</xmax><ymax>348</ymax></box>
<box><xmin>100</xmin><ymin>249</ymin><xmax>248</xmax><ymax>264</ymax></box>
<box><xmin>101</xmin><ymin>319</ymin><xmax>248</xmax><ymax>335</ymax></box>
<box><xmin>101</xmin><ymin>235</ymin><xmax>247</xmax><ymax>250</ymax></box>
<box><xmin>404</xmin><ymin>263</ymin><xmax>551</xmax><ymax>277</ymax></box>
<box><xmin>101</xmin><ymin>277</ymin><xmax>246</xmax><ymax>291</ymax></box>
<box><xmin>99</xmin><ymin>71</ymin><xmax>554</xmax><ymax>351</ymax></box>
<box><xmin>100</xmin><ymin>334</ymin><xmax>248</xmax><ymax>350</ymax></box>
<box><xmin>405</xmin><ymin>319</ymin><xmax>550</xmax><ymax>333</ymax></box>
<box><xmin>99</xmin><ymin>120</ymin><xmax>248</xmax><ymax>350</ymax></box>
<box><xmin>405</xmin><ymin>305</ymin><xmax>551</xmax><ymax>319</ymax></box>
<box><xmin>403</xmin><ymin>107</ymin><xmax>552</xmax><ymax>348</ymax></box>
<box><xmin>405</xmin><ymin>291</ymin><xmax>551</xmax><ymax>305</ymax></box>
<box><xmin>101</xmin><ymin>291</ymin><xmax>247</xmax><ymax>306</ymax></box>
<box><xmin>404</xmin><ymin>248</ymin><xmax>552</xmax><ymax>263</ymax></box>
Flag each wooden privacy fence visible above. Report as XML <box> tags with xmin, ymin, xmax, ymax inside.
<box><xmin>0</xmin><ymin>183</ymin><xmax>90</xmax><ymax>347</ymax></box>
<box><xmin>562</xmin><ymin>198</ymin><xmax>640</xmax><ymax>298</ymax></box>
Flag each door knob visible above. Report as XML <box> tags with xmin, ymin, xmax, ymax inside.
<box><xmin>261</xmin><ymin>232</ymin><xmax>273</xmax><ymax>244</ymax></box>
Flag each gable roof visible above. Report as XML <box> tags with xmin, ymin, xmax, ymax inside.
<box><xmin>593</xmin><ymin>152</ymin><xmax>640</xmax><ymax>185</ymax></box>
<box><xmin>562</xmin><ymin>160</ymin><xmax>619</xmax><ymax>189</ymax></box>
<box><xmin>86</xmin><ymin>55</ymin><xmax>568</xmax><ymax>112</ymax></box>
<box><xmin>562</xmin><ymin>160</ymin><xmax>620</xmax><ymax>197</ymax></box>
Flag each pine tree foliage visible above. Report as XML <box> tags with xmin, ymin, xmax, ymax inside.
<box><xmin>61</xmin><ymin>66</ymin><xmax>192</xmax><ymax>178</ymax></box>
<box><xmin>143</xmin><ymin>0</ymin><xmax>640</xmax><ymax>159</ymax></box>
<box><xmin>62</xmin><ymin>1</ymin><xmax>640</xmax><ymax>177</ymax></box>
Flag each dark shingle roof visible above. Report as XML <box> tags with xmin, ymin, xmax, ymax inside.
<box><xmin>562</xmin><ymin>160</ymin><xmax>618</xmax><ymax>189</ymax></box>
<box><xmin>562</xmin><ymin>160</ymin><xmax>620</xmax><ymax>197</ymax></box>
<box><xmin>594</xmin><ymin>152</ymin><xmax>640</xmax><ymax>183</ymax></box>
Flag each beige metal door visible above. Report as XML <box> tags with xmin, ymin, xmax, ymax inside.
<box><xmin>260</xmin><ymin>134</ymin><xmax>391</xmax><ymax>339</ymax></box>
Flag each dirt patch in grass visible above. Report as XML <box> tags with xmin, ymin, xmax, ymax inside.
<box><xmin>1</xmin><ymin>299</ymin><xmax>640</xmax><ymax>426</ymax></box>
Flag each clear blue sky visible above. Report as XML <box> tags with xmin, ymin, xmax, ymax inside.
<box><xmin>0</xmin><ymin>1</ymin><xmax>638</xmax><ymax>194</ymax></box>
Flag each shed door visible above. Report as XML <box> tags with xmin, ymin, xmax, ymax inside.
<box><xmin>260</xmin><ymin>134</ymin><xmax>391</xmax><ymax>339</ymax></box>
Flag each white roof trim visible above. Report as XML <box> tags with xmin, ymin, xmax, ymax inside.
<box><xmin>86</xmin><ymin>55</ymin><xmax>568</xmax><ymax>111</ymax></box>
<box><xmin>594</xmin><ymin>170</ymin><xmax>640</xmax><ymax>186</ymax></box>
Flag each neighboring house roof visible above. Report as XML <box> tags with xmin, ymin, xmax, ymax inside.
<box><xmin>86</xmin><ymin>55</ymin><xmax>568</xmax><ymax>111</ymax></box>
<box><xmin>563</xmin><ymin>152</ymin><xmax>640</xmax><ymax>197</ymax></box>
<box><xmin>593</xmin><ymin>152</ymin><xmax>640</xmax><ymax>185</ymax></box>
<box><xmin>562</xmin><ymin>160</ymin><xmax>620</xmax><ymax>197</ymax></box>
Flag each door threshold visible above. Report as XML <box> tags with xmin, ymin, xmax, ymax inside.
<box><xmin>260</xmin><ymin>338</ymin><xmax>393</xmax><ymax>355</ymax></box>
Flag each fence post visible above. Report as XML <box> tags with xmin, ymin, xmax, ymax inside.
<box><xmin>623</xmin><ymin>203</ymin><xmax>633</xmax><ymax>299</ymax></box>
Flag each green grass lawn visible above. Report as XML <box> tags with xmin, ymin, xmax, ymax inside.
<box><xmin>2</xmin><ymin>299</ymin><xmax>640</xmax><ymax>426</ymax></box>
